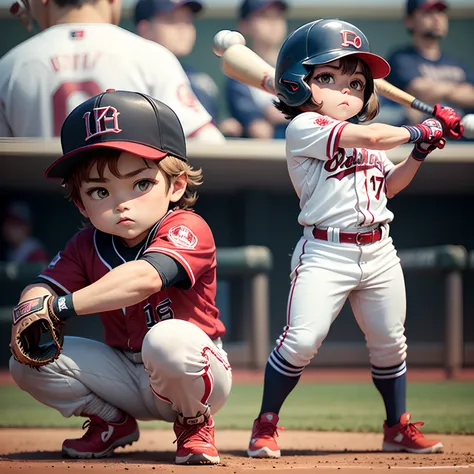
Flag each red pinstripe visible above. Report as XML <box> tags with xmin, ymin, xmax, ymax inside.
<box><xmin>326</xmin><ymin>124</ymin><xmax>338</xmax><ymax>159</ymax></box>
<box><xmin>276</xmin><ymin>240</ymin><xmax>307</xmax><ymax>352</ymax></box>
<box><xmin>188</xmin><ymin>122</ymin><xmax>214</xmax><ymax>138</ymax></box>
<box><xmin>364</xmin><ymin>170</ymin><xmax>375</xmax><ymax>224</ymax></box>
<box><xmin>325</xmin><ymin>122</ymin><xmax>348</xmax><ymax>160</ymax></box>
<box><xmin>202</xmin><ymin>346</ymin><xmax>232</xmax><ymax>371</ymax></box>
<box><xmin>150</xmin><ymin>385</ymin><xmax>173</xmax><ymax>404</ymax></box>
<box><xmin>149</xmin><ymin>345</ymin><xmax>230</xmax><ymax>408</ymax></box>
<box><xmin>200</xmin><ymin>366</ymin><xmax>214</xmax><ymax>405</ymax></box>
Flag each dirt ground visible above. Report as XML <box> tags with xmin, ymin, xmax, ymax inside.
<box><xmin>1</xmin><ymin>369</ymin><xmax>473</xmax><ymax>473</ymax></box>
<box><xmin>1</xmin><ymin>428</ymin><xmax>473</xmax><ymax>474</ymax></box>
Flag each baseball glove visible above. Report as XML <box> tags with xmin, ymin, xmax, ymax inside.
<box><xmin>10</xmin><ymin>295</ymin><xmax>65</xmax><ymax>368</ymax></box>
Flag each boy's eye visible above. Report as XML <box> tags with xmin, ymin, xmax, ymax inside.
<box><xmin>88</xmin><ymin>188</ymin><xmax>109</xmax><ymax>200</ymax></box>
<box><xmin>350</xmin><ymin>80</ymin><xmax>365</xmax><ymax>90</ymax></box>
<box><xmin>134</xmin><ymin>179</ymin><xmax>154</xmax><ymax>192</ymax></box>
<box><xmin>315</xmin><ymin>73</ymin><xmax>334</xmax><ymax>84</ymax></box>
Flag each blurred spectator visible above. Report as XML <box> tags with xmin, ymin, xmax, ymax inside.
<box><xmin>0</xmin><ymin>0</ymin><xmax>224</xmax><ymax>142</ymax></box>
<box><xmin>134</xmin><ymin>0</ymin><xmax>242</xmax><ymax>137</ymax></box>
<box><xmin>1</xmin><ymin>202</ymin><xmax>48</xmax><ymax>264</ymax></box>
<box><xmin>384</xmin><ymin>0</ymin><xmax>474</xmax><ymax>127</ymax></box>
<box><xmin>226</xmin><ymin>0</ymin><xmax>289</xmax><ymax>139</ymax></box>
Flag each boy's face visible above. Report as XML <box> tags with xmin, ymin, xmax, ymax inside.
<box><xmin>146</xmin><ymin>6</ymin><xmax>196</xmax><ymax>57</ymax></box>
<box><xmin>2</xmin><ymin>217</ymin><xmax>30</xmax><ymax>245</ymax></box>
<box><xmin>77</xmin><ymin>151</ymin><xmax>186</xmax><ymax>247</ymax></box>
<box><xmin>406</xmin><ymin>8</ymin><xmax>448</xmax><ymax>40</ymax></box>
<box><xmin>242</xmin><ymin>4</ymin><xmax>287</xmax><ymax>48</ymax></box>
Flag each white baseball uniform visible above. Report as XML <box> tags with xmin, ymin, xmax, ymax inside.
<box><xmin>0</xmin><ymin>23</ymin><xmax>217</xmax><ymax>138</ymax></box>
<box><xmin>270</xmin><ymin>112</ymin><xmax>407</xmax><ymax>373</ymax></box>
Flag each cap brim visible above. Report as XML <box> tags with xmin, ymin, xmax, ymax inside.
<box><xmin>419</xmin><ymin>2</ymin><xmax>447</xmax><ymax>11</ymax></box>
<box><xmin>175</xmin><ymin>1</ymin><xmax>203</xmax><ymax>14</ymax></box>
<box><xmin>304</xmin><ymin>51</ymin><xmax>391</xmax><ymax>80</ymax></box>
<box><xmin>45</xmin><ymin>141</ymin><xmax>168</xmax><ymax>179</ymax></box>
<box><xmin>241</xmin><ymin>0</ymin><xmax>287</xmax><ymax>19</ymax></box>
<box><xmin>408</xmin><ymin>2</ymin><xmax>448</xmax><ymax>14</ymax></box>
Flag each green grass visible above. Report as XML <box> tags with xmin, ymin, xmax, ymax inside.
<box><xmin>1</xmin><ymin>382</ymin><xmax>473</xmax><ymax>434</ymax></box>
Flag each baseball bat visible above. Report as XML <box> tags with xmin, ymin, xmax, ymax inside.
<box><xmin>221</xmin><ymin>43</ymin><xmax>436</xmax><ymax>119</ymax></box>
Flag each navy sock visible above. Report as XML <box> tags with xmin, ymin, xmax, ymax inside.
<box><xmin>259</xmin><ymin>349</ymin><xmax>304</xmax><ymax>416</ymax></box>
<box><xmin>372</xmin><ymin>361</ymin><xmax>407</xmax><ymax>427</ymax></box>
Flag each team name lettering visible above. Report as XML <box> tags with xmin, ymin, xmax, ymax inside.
<box><xmin>419</xmin><ymin>64</ymin><xmax>466</xmax><ymax>82</ymax></box>
<box><xmin>340</xmin><ymin>30</ymin><xmax>362</xmax><ymax>49</ymax></box>
<box><xmin>325</xmin><ymin>148</ymin><xmax>384</xmax><ymax>180</ymax></box>
<box><xmin>50</xmin><ymin>52</ymin><xmax>101</xmax><ymax>73</ymax></box>
<box><xmin>83</xmin><ymin>106</ymin><xmax>122</xmax><ymax>141</ymax></box>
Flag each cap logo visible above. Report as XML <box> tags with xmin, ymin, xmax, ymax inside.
<box><xmin>341</xmin><ymin>30</ymin><xmax>362</xmax><ymax>49</ymax></box>
<box><xmin>83</xmin><ymin>106</ymin><xmax>122</xmax><ymax>141</ymax></box>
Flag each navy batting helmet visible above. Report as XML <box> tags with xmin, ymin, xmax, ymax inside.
<box><xmin>275</xmin><ymin>19</ymin><xmax>391</xmax><ymax>107</ymax></box>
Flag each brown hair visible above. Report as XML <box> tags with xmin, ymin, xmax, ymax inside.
<box><xmin>275</xmin><ymin>56</ymin><xmax>380</xmax><ymax>122</ymax></box>
<box><xmin>65</xmin><ymin>149</ymin><xmax>202</xmax><ymax>210</ymax></box>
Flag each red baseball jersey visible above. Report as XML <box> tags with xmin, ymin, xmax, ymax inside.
<box><xmin>36</xmin><ymin>210</ymin><xmax>225</xmax><ymax>351</ymax></box>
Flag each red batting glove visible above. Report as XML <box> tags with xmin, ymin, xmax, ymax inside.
<box><xmin>411</xmin><ymin>138</ymin><xmax>446</xmax><ymax>162</ymax></box>
<box><xmin>403</xmin><ymin>118</ymin><xmax>444</xmax><ymax>144</ymax></box>
<box><xmin>433</xmin><ymin>104</ymin><xmax>464</xmax><ymax>140</ymax></box>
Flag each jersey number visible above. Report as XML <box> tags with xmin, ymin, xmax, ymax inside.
<box><xmin>370</xmin><ymin>176</ymin><xmax>386</xmax><ymax>200</ymax></box>
<box><xmin>143</xmin><ymin>298</ymin><xmax>174</xmax><ymax>329</ymax></box>
<box><xmin>52</xmin><ymin>81</ymin><xmax>102</xmax><ymax>136</ymax></box>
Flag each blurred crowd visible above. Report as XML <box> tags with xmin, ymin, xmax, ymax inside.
<box><xmin>0</xmin><ymin>0</ymin><xmax>473</xmax><ymax>141</ymax></box>
<box><xmin>0</xmin><ymin>201</ymin><xmax>48</xmax><ymax>265</ymax></box>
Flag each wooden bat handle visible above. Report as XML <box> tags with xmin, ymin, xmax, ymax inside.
<box><xmin>221</xmin><ymin>44</ymin><xmax>435</xmax><ymax>116</ymax></box>
<box><xmin>221</xmin><ymin>44</ymin><xmax>276</xmax><ymax>94</ymax></box>
<box><xmin>374</xmin><ymin>78</ymin><xmax>434</xmax><ymax>115</ymax></box>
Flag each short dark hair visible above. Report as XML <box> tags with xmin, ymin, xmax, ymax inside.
<box><xmin>53</xmin><ymin>0</ymin><xmax>90</xmax><ymax>7</ymax></box>
<box><xmin>274</xmin><ymin>56</ymin><xmax>380</xmax><ymax>122</ymax></box>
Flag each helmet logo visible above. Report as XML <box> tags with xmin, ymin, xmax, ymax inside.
<box><xmin>83</xmin><ymin>106</ymin><xmax>122</xmax><ymax>141</ymax></box>
<box><xmin>341</xmin><ymin>30</ymin><xmax>362</xmax><ymax>49</ymax></box>
<box><xmin>281</xmin><ymin>79</ymin><xmax>299</xmax><ymax>92</ymax></box>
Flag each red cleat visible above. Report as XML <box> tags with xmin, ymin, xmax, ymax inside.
<box><xmin>248</xmin><ymin>412</ymin><xmax>281</xmax><ymax>458</ymax></box>
<box><xmin>173</xmin><ymin>415</ymin><xmax>220</xmax><ymax>465</ymax></box>
<box><xmin>62</xmin><ymin>414</ymin><xmax>139</xmax><ymax>458</ymax></box>
<box><xmin>383</xmin><ymin>412</ymin><xmax>443</xmax><ymax>454</ymax></box>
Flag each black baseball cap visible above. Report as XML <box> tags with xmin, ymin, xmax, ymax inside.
<box><xmin>45</xmin><ymin>90</ymin><xmax>187</xmax><ymax>180</ymax></box>
<box><xmin>239</xmin><ymin>0</ymin><xmax>287</xmax><ymax>20</ymax></box>
<box><xmin>134</xmin><ymin>0</ymin><xmax>202</xmax><ymax>24</ymax></box>
<box><xmin>406</xmin><ymin>0</ymin><xmax>448</xmax><ymax>15</ymax></box>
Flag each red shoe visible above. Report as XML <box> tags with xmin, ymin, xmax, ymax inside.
<box><xmin>62</xmin><ymin>414</ymin><xmax>139</xmax><ymax>458</ymax></box>
<box><xmin>247</xmin><ymin>412</ymin><xmax>281</xmax><ymax>458</ymax></box>
<box><xmin>383</xmin><ymin>413</ymin><xmax>443</xmax><ymax>454</ymax></box>
<box><xmin>173</xmin><ymin>415</ymin><xmax>219</xmax><ymax>465</ymax></box>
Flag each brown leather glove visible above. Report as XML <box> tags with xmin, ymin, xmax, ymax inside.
<box><xmin>10</xmin><ymin>295</ymin><xmax>65</xmax><ymax>368</ymax></box>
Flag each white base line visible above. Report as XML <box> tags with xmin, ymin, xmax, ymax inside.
<box><xmin>266</xmin><ymin>465</ymin><xmax>474</xmax><ymax>471</ymax></box>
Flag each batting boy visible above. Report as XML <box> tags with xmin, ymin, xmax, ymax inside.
<box><xmin>9</xmin><ymin>89</ymin><xmax>232</xmax><ymax>465</ymax></box>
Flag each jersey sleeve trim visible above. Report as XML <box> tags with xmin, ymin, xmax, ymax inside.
<box><xmin>326</xmin><ymin>121</ymin><xmax>349</xmax><ymax>159</ymax></box>
<box><xmin>34</xmin><ymin>275</ymin><xmax>72</xmax><ymax>295</ymax></box>
<box><xmin>187</xmin><ymin>121</ymin><xmax>214</xmax><ymax>138</ymax></box>
<box><xmin>384</xmin><ymin>167</ymin><xmax>396</xmax><ymax>179</ymax></box>
<box><xmin>144</xmin><ymin>246</ymin><xmax>196</xmax><ymax>287</ymax></box>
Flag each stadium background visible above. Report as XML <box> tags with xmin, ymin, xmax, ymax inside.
<box><xmin>0</xmin><ymin>0</ymin><xmax>473</xmax><ymax>370</ymax></box>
